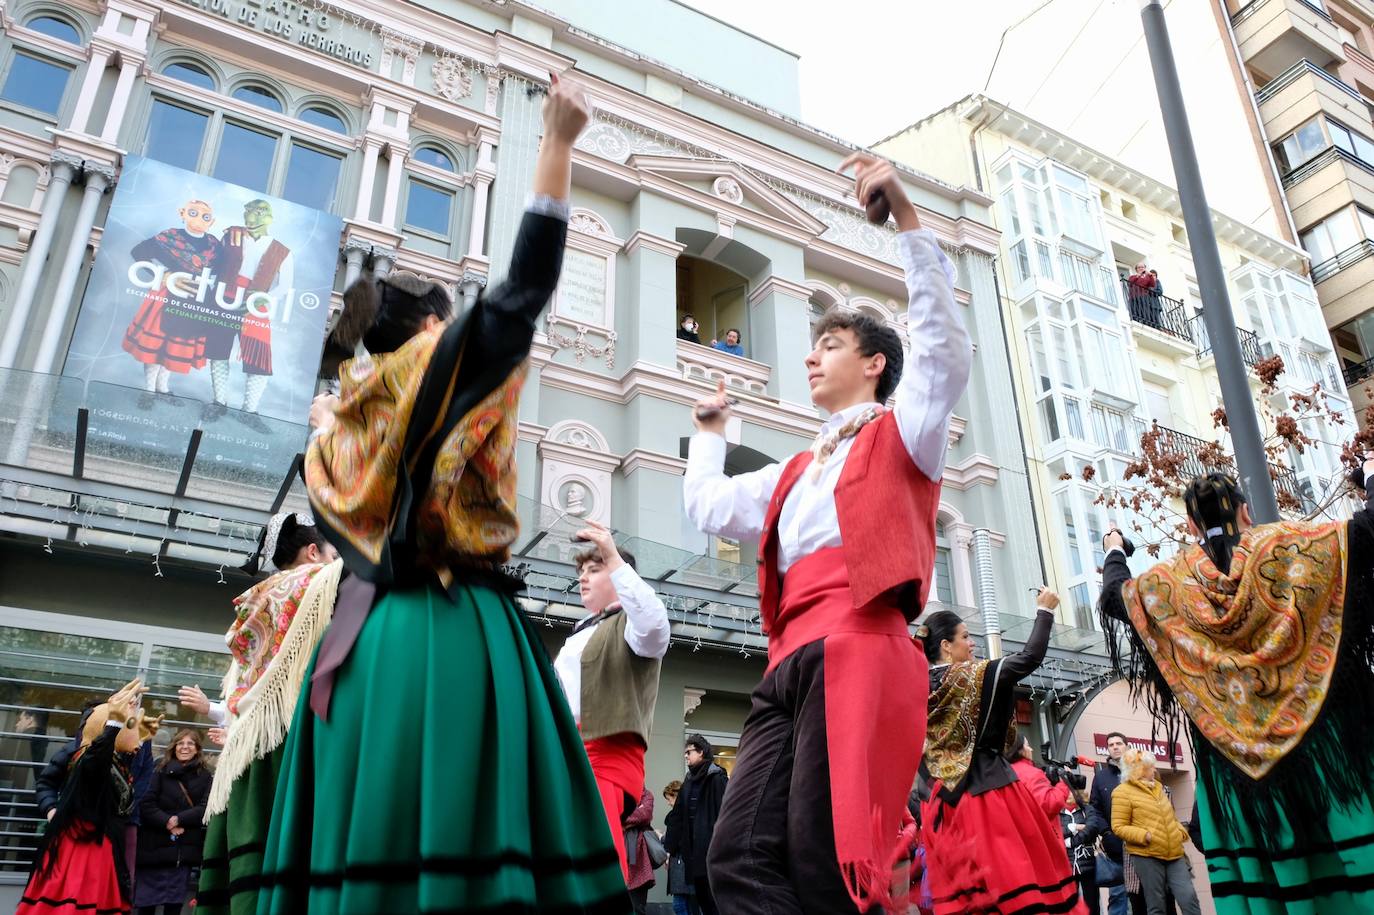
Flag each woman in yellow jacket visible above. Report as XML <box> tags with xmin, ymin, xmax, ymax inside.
<box><xmin>1111</xmin><ymin>748</ymin><xmax>1201</xmax><ymax>915</ymax></box>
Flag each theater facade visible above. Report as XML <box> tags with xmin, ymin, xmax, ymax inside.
<box><xmin>0</xmin><ymin>0</ymin><xmax>1105</xmax><ymax>904</ymax></box>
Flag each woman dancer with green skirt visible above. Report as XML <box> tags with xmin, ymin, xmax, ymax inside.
<box><xmin>254</xmin><ymin>74</ymin><xmax>629</xmax><ymax>914</ymax></box>
<box><xmin>191</xmin><ymin>512</ymin><xmax>341</xmax><ymax>915</ymax></box>
<box><xmin>1099</xmin><ymin>468</ymin><xmax>1374</xmax><ymax>915</ymax></box>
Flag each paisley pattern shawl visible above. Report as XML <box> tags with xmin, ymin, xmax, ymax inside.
<box><xmin>305</xmin><ymin>318</ymin><xmax>528</xmax><ymax>583</ymax></box>
<box><xmin>1121</xmin><ymin>521</ymin><xmax>1347</xmax><ymax>780</ymax></box>
<box><xmin>223</xmin><ymin>561</ymin><xmax>328</xmax><ymax>716</ymax></box>
<box><xmin>925</xmin><ymin>660</ymin><xmax>993</xmax><ymax>788</ymax></box>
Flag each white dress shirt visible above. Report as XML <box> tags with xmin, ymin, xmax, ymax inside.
<box><xmin>553</xmin><ymin>563</ymin><xmax>671</xmax><ymax>724</ymax></box>
<box><xmin>208</xmin><ymin>699</ymin><xmax>229</xmax><ymax>727</ymax></box>
<box><xmin>683</xmin><ymin>228</ymin><xmax>971</xmax><ymax>572</ymax></box>
<box><xmin>233</xmin><ymin>231</ymin><xmax>294</xmax><ymax>295</ymax></box>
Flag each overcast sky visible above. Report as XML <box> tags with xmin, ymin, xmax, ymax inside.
<box><xmin>678</xmin><ymin>0</ymin><xmax>1060</xmax><ymax>146</ymax></box>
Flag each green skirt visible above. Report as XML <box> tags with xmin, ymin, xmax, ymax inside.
<box><xmin>197</xmin><ymin>744</ymin><xmax>285</xmax><ymax>915</ymax></box>
<box><xmin>1200</xmin><ymin>757</ymin><xmax>1374</xmax><ymax>914</ymax></box>
<box><xmin>254</xmin><ymin>583</ymin><xmax>630</xmax><ymax>914</ymax></box>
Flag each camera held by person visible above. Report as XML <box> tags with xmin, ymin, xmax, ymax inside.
<box><xmin>1040</xmin><ymin>742</ymin><xmax>1090</xmax><ymax>791</ymax></box>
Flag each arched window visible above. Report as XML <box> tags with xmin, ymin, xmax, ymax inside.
<box><xmin>232</xmin><ymin>84</ymin><xmax>283</xmax><ymax>113</ymax></box>
<box><xmin>412</xmin><ymin>146</ymin><xmax>456</xmax><ymax>171</ymax></box>
<box><xmin>27</xmin><ymin>15</ymin><xmax>80</xmax><ymax>44</ymax></box>
<box><xmin>299</xmin><ymin>104</ymin><xmax>347</xmax><ymax>134</ymax></box>
<box><xmin>162</xmin><ymin>61</ymin><xmax>215</xmax><ymax>91</ymax></box>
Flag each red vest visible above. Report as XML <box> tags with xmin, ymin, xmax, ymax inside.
<box><xmin>757</xmin><ymin>411</ymin><xmax>942</xmax><ymax>630</ymax></box>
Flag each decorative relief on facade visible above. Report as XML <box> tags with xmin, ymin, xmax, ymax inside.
<box><xmin>552</xmin><ymin>421</ymin><xmax>604</xmax><ymax>451</ymax></box>
<box><xmin>539</xmin><ymin>421</ymin><xmax>615</xmax><ymax>529</ymax></box>
<box><xmin>569</xmin><ymin>209</ymin><xmax>613</xmax><ymax>238</ymax></box>
<box><xmin>380</xmin><ymin>27</ymin><xmax>423</xmax><ymax>83</ymax></box>
<box><xmin>785</xmin><ymin>190</ymin><xmax>899</xmax><ymax>262</ymax></box>
<box><xmin>574</xmin><ymin>113</ymin><xmax>716</xmax><ymax>164</ymax></box>
<box><xmin>712</xmin><ymin>176</ymin><xmax>744</xmax><ymax>204</ymax></box>
<box><xmin>431</xmin><ymin>55</ymin><xmax>473</xmax><ymax>101</ymax></box>
<box><xmin>544</xmin><ymin>314</ymin><xmax>617</xmax><ymax>368</ymax></box>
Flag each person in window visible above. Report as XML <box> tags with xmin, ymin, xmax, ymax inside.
<box><xmin>553</xmin><ymin>524</ymin><xmax>669</xmax><ymax>879</ymax></box>
<box><xmin>677</xmin><ymin>314</ymin><xmax>701</xmax><ymax>343</ymax></box>
<box><xmin>1125</xmin><ymin>262</ymin><xmax>1159</xmax><ymax>325</ymax></box>
<box><xmin>684</xmin><ymin>152</ymin><xmax>971</xmax><ymax>914</ymax></box>
<box><xmin>919</xmin><ymin>594</ymin><xmax>1086</xmax><ymax>915</ymax></box>
<box><xmin>1099</xmin><ymin>468</ymin><xmax>1374</xmax><ymax>915</ymax></box>
<box><xmin>121</xmin><ymin>200</ymin><xmax>219</xmax><ymax>407</ymax></box>
<box><xmin>18</xmin><ymin>679</ymin><xmax>162</xmax><ymax>915</ymax></box>
<box><xmin>252</xmin><ymin>74</ymin><xmax>628</xmax><ymax>914</ymax></box>
<box><xmin>185</xmin><ymin>511</ymin><xmax>342</xmax><ymax>915</ymax></box>
<box><xmin>134</xmin><ymin>729</ymin><xmax>212</xmax><ymax>915</ymax></box>
<box><xmin>710</xmin><ymin>328</ymin><xmax>744</xmax><ymax>356</ymax></box>
<box><xmin>204</xmin><ymin>199</ymin><xmax>294</xmax><ymax>433</ymax></box>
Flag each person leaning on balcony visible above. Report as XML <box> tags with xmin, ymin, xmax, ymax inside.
<box><xmin>1126</xmin><ymin>263</ymin><xmax>1160</xmax><ymax>325</ymax></box>
<box><xmin>1098</xmin><ymin>467</ymin><xmax>1374</xmax><ymax>915</ymax></box>
<box><xmin>710</xmin><ymin>328</ymin><xmax>745</xmax><ymax>356</ymax></box>
<box><xmin>678</xmin><ymin>314</ymin><xmax>702</xmax><ymax>344</ymax></box>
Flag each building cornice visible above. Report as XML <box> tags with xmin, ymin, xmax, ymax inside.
<box><xmin>941</xmin><ymin>453</ymin><xmax>1001</xmax><ymax>492</ymax></box>
<box><xmin>536</xmin><ymin>438</ymin><xmax>623</xmax><ymax>472</ymax></box>
<box><xmin>621</xmin><ymin>448</ymin><xmax>688</xmax><ymax>478</ymax></box>
<box><xmin>623</xmin><ymin>230</ymin><xmax>685</xmax><ymax>258</ymax></box>
<box><xmin>747</xmin><ymin>275</ymin><xmax>814</xmax><ymax>305</ymax></box>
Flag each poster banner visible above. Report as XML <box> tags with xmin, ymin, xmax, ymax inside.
<box><xmin>61</xmin><ymin>155</ymin><xmax>341</xmax><ymax>474</ymax></box>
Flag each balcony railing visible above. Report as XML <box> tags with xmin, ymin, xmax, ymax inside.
<box><xmin>1122</xmin><ymin>280</ymin><xmax>1194</xmax><ymax>343</ymax></box>
<box><xmin>1155</xmin><ymin>424</ymin><xmax>1310</xmax><ymax>511</ymax></box>
<box><xmin>1281</xmin><ymin>145</ymin><xmax>1374</xmax><ymax>189</ymax></box>
<box><xmin>1234</xmin><ymin>0</ymin><xmax>1333</xmax><ymax>27</ymax></box>
<box><xmin>1343</xmin><ymin>355</ymin><xmax>1374</xmax><ymax>386</ymax></box>
<box><xmin>1312</xmin><ymin>238</ymin><xmax>1374</xmax><ymax>283</ymax></box>
<box><xmin>675</xmin><ymin>339</ymin><xmax>771</xmax><ymax>396</ymax></box>
<box><xmin>1189</xmin><ymin>315</ymin><xmax>1264</xmax><ymax>368</ymax></box>
<box><xmin>1255</xmin><ymin>58</ymin><xmax>1359</xmax><ymax>106</ymax></box>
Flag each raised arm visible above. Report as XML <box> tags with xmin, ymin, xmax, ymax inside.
<box><xmin>572</xmin><ymin>522</ymin><xmax>671</xmax><ymax>661</ymax></box>
<box><xmin>472</xmin><ymin>73</ymin><xmax>589</xmax><ymax>355</ymax></box>
<box><xmin>838</xmin><ymin>154</ymin><xmax>972</xmax><ymax>480</ymax></box>
<box><xmin>998</xmin><ymin>588</ymin><xmax>1058</xmax><ymax>683</ymax></box>
<box><xmin>683</xmin><ymin>428</ymin><xmax>783</xmax><ymax>542</ymax></box>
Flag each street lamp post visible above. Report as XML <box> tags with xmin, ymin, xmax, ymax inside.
<box><xmin>1138</xmin><ymin>0</ymin><xmax>1279</xmax><ymax>522</ymax></box>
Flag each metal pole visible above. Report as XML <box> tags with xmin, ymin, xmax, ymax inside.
<box><xmin>972</xmin><ymin>528</ymin><xmax>1003</xmax><ymax>659</ymax></box>
<box><xmin>1138</xmin><ymin>0</ymin><xmax>1279</xmax><ymax>522</ymax></box>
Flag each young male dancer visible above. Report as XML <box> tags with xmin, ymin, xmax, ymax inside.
<box><xmin>683</xmin><ymin>152</ymin><xmax>972</xmax><ymax>913</ymax></box>
<box><xmin>553</xmin><ymin>520</ymin><xmax>670</xmax><ymax>879</ymax></box>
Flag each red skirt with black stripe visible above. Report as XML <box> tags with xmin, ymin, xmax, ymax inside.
<box><xmin>921</xmin><ymin>778</ymin><xmax>1086</xmax><ymax>915</ymax></box>
<box><xmin>121</xmin><ymin>291</ymin><xmax>207</xmax><ymax>373</ymax></box>
<box><xmin>17</xmin><ymin>828</ymin><xmax>128</xmax><ymax>915</ymax></box>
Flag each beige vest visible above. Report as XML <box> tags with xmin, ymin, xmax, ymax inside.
<box><xmin>579</xmin><ymin>609</ymin><xmax>661</xmax><ymax>745</ymax></box>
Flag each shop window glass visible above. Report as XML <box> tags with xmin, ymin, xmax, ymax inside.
<box><xmin>413</xmin><ymin>146</ymin><xmax>456</xmax><ymax>171</ymax></box>
<box><xmin>162</xmin><ymin>61</ymin><xmax>215</xmax><ymax>91</ymax></box>
<box><xmin>298</xmin><ymin>105</ymin><xmax>347</xmax><ymax>134</ymax></box>
<box><xmin>144</xmin><ymin>99</ymin><xmax>209</xmax><ymax>171</ymax></box>
<box><xmin>281</xmin><ymin>142</ymin><xmax>341</xmax><ymax>211</ymax></box>
<box><xmin>1</xmin><ymin>52</ymin><xmax>69</xmax><ymax>115</ymax></box>
<box><xmin>404</xmin><ymin>180</ymin><xmax>453</xmax><ymax>236</ymax></box>
<box><xmin>26</xmin><ymin>16</ymin><xmax>80</xmax><ymax>44</ymax></box>
<box><xmin>213</xmin><ymin>122</ymin><xmax>276</xmax><ymax>193</ymax></box>
<box><xmin>232</xmin><ymin>84</ymin><xmax>283</xmax><ymax>113</ymax></box>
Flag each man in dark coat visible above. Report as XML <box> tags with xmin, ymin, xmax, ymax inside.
<box><xmin>1083</xmin><ymin>731</ymin><xmax>1127</xmax><ymax>915</ymax></box>
<box><xmin>664</xmin><ymin>734</ymin><xmax>728</xmax><ymax>915</ymax></box>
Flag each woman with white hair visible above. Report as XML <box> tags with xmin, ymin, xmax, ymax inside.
<box><xmin>1110</xmin><ymin>749</ymin><xmax>1200</xmax><ymax>915</ymax></box>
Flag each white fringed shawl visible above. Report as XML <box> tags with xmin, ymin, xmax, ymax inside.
<box><xmin>204</xmin><ymin>558</ymin><xmax>343</xmax><ymax>820</ymax></box>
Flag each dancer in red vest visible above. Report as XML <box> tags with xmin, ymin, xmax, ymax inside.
<box><xmin>684</xmin><ymin>152</ymin><xmax>972</xmax><ymax>913</ymax></box>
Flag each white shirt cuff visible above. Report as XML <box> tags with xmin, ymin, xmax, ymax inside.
<box><xmin>526</xmin><ymin>194</ymin><xmax>570</xmax><ymax>222</ymax></box>
<box><xmin>687</xmin><ymin>431</ymin><xmax>727</xmax><ymax>468</ymax></box>
<box><xmin>1106</xmin><ymin>548</ymin><xmax>1126</xmax><ymax>559</ymax></box>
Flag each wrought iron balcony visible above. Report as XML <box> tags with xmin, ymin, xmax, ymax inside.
<box><xmin>1189</xmin><ymin>315</ymin><xmax>1264</xmax><ymax>368</ymax></box>
<box><xmin>1344</xmin><ymin>355</ymin><xmax>1374</xmax><ymax>387</ymax></box>
<box><xmin>1122</xmin><ymin>280</ymin><xmax>1193</xmax><ymax>343</ymax></box>
<box><xmin>1155</xmin><ymin>424</ymin><xmax>1310</xmax><ymax>511</ymax></box>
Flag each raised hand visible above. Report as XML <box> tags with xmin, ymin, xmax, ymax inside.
<box><xmin>178</xmin><ymin>685</ymin><xmax>211</xmax><ymax>716</ymax></box>
<box><xmin>572</xmin><ymin>519</ymin><xmax>623</xmax><ymax>572</ymax></box>
<box><xmin>838</xmin><ymin>153</ymin><xmax>920</xmax><ymax>232</ymax></box>
<box><xmin>1035</xmin><ymin>587</ymin><xmax>1060</xmax><ymax>611</ymax></box>
<box><xmin>692</xmin><ymin>380</ymin><xmax>735</xmax><ymax>435</ymax></box>
<box><xmin>543</xmin><ymin>72</ymin><xmax>591</xmax><ymax>146</ymax></box>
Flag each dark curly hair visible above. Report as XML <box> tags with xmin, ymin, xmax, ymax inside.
<box><xmin>812</xmin><ymin>307</ymin><xmax>905</xmax><ymax>402</ymax></box>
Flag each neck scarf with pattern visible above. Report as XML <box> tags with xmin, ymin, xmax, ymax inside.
<box><xmin>809</xmin><ymin>406</ymin><xmax>884</xmax><ymax>481</ymax></box>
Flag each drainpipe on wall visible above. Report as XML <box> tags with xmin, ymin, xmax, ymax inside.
<box><xmin>973</xmin><ymin>527</ymin><xmax>1003</xmax><ymax>659</ymax></box>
